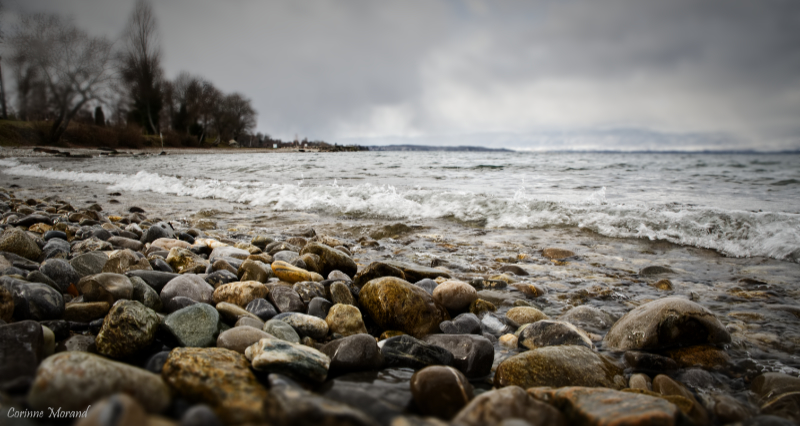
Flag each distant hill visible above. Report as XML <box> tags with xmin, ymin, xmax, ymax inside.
<box><xmin>368</xmin><ymin>144</ymin><xmax>513</xmax><ymax>152</ymax></box>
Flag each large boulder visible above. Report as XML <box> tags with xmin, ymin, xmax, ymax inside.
<box><xmin>604</xmin><ymin>297</ymin><xmax>731</xmax><ymax>351</ymax></box>
<box><xmin>359</xmin><ymin>277</ymin><xmax>449</xmax><ymax>338</ymax></box>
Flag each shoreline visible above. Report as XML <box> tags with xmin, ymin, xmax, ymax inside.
<box><xmin>0</xmin><ymin>145</ymin><xmax>331</xmax><ymax>158</ymax></box>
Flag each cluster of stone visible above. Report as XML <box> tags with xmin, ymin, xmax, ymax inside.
<box><xmin>0</xmin><ymin>189</ymin><xmax>797</xmax><ymax>426</ymax></box>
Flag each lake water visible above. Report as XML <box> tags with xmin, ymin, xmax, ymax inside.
<box><xmin>2</xmin><ymin>151</ymin><xmax>800</xmax><ymax>262</ymax></box>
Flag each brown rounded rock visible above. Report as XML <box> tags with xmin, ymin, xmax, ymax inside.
<box><xmin>79</xmin><ymin>273</ymin><xmax>134</xmax><ymax>305</ymax></box>
<box><xmin>663</xmin><ymin>345</ymin><xmax>732</xmax><ymax>369</ymax></box>
<box><xmin>300</xmin><ymin>242</ymin><xmax>357</xmax><ymax>277</ymax></box>
<box><xmin>162</xmin><ymin>347</ymin><xmax>279</xmax><ymax>424</ymax></box>
<box><xmin>217</xmin><ymin>326</ymin><xmax>274</xmax><ymax>354</ymax></box>
<box><xmin>494</xmin><ymin>345</ymin><xmax>626</xmax><ymax>389</ymax></box>
<box><xmin>529</xmin><ymin>386</ymin><xmax>681</xmax><ymax>426</ymax></box>
<box><xmin>542</xmin><ymin>248</ymin><xmax>575</xmax><ymax>259</ymax></box>
<box><xmin>604</xmin><ymin>297</ymin><xmax>731</xmax><ymax>351</ymax></box>
<box><xmin>352</xmin><ymin>261</ymin><xmax>406</xmax><ymax>288</ymax></box>
<box><xmin>411</xmin><ymin>366</ymin><xmax>473</xmax><ymax>419</ymax></box>
<box><xmin>432</xmin><ymin>280</ymin><xmax>478</xmax><ymax>311</ymax></box>
<box><xmin>212</xmin><ymin>281</ymin><xmax>268</xmax><ymax>307</ymax></box>
<box><xmin>506</xmin><ymin>306</ymin><xmax>548</xmax><ymax>325</ymax></box>
<box><xmin>237</xmin><ymin>259</ymin><xmax>271</xmax><ymax>282</ymax></box>
<box><xmin>452</xmin><ymin>386</ymin><xmax>565</xmax><ymax>426</ymax></box>
<box><xmin>358</xmin><ymin>276</ymin><xmax>449</xmax><ymax>338</ymax></box>
<box><xmin>0</xmin><ymin>227</ymin><xmax>42</xmax><ymax>260</ymax></box>
<box><xmin>271</xmin><ymin>260</ymin><xmax>316</xmax><ymax>284</ymax></box>
<box><xmin>325</xmin><ymin>303</ymin><xmax>368</xmax><ymax>336</ymax></box>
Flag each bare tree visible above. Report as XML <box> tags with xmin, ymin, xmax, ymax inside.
<box><xmin>10</xmin><ymin>13</ymin><xmax>114</xmax><ymax>143</ymax></box>
<box><xmin>119</xmin><ymin>0</ymin><xmax>163</xmax><ymax>134</ymax></box>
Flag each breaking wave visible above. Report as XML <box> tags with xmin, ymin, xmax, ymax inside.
<box><xmin>2</xmin><ymin>158</ymin><xmax>799</xmax><ymax>262</ymax></box>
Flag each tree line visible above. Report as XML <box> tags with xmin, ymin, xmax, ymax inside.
<box><xmin>3</xmin><ymin>0</ymin><xmax>257</xmax><ymax>146</ymax></box>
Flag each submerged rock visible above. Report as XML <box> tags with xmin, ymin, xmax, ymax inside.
<box><xmin>381</xmin><ymin>335</ymin><xmax>454</xmax><ymax>370</ymax></box>
<box><xmin>517</xmin><ymin>320</ymin><xmax>594</xmax><ymax>350</ymax></box>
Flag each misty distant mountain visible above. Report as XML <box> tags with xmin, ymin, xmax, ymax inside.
<box><xmin>368</xmin><ymin>145</ymin><xmax>513</xmax><ymax>152</ymax></box>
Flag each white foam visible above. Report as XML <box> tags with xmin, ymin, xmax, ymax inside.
<box><xmin>2</xmin><ymin>161</ymin><xmax>799</xmax><ymax>262</ymax></box>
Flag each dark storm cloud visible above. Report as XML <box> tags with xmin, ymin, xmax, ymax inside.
<box><xmin>4</xmin><ymin>0</ymin><xmax>800</xmax><ymax>150</ymax></box>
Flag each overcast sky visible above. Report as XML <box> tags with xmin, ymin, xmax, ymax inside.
<box><xmin>4</xmin><ymin>0</ymin><xmax>800</xmax><ymax>151</ymax></box>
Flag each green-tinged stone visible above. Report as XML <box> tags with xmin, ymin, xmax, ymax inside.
<box><xmin>163</xmin><ymin>303</ymin><xmax>220</xmax><ymax>347</ymax></box>
<box><xmin>96</xmin><ymin>300</ymin><xmax>160</xmax><ymax>358</ymax></box>
<box><xmin>359</xmin><ymin>276</ymin><xmax>449</xmax><ymax>338</ymax></box>
<box><xmin>245</xmin><ymin>336</ymin><xmax>331</xmax><ymax>383</ymax></box>
<box><xmin>494</xmin><ymin>345</ymin><xmax>626</xmax><ymax>389</ymax></box>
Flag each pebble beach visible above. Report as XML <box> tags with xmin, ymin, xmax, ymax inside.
<box><xmin>1</xmin><ymin>151</ymin><xmax>800</xmax><ymax>426</ymax></box>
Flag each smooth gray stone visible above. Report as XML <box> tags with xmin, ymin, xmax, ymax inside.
<box><xmin>70</xmin><ymin>251</ymin><xmax>109</xmax><ymax>277</ymax></box>
<box><xmin>163</xmin><ymin>303</ymin><xmax>221</xmax><ymax>347</ymax></box>
<box><xmin>160</xmin><ymin>274</ymin><xmax>214</xmax><ymax>311</ymax></box>
<box><xmin>440</xmin><ymin>312</ymin><xmax>482</xmax><ymax>335</ymax></box>
<box><xmin>263</xmin><ymin>319</ymin><xmax>300</xmax><ymax>343</ymax></box>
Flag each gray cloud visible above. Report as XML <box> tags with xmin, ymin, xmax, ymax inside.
<box><xmin>4</xmin><ymin>0</ymin><xmax>800</xmax><ymax>150</ymax></box>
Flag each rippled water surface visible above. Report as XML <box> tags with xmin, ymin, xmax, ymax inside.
<box><xmin>3</xmin><ymin>151</ymin><xmax>800</xmax><ymax>262</ymax></box>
